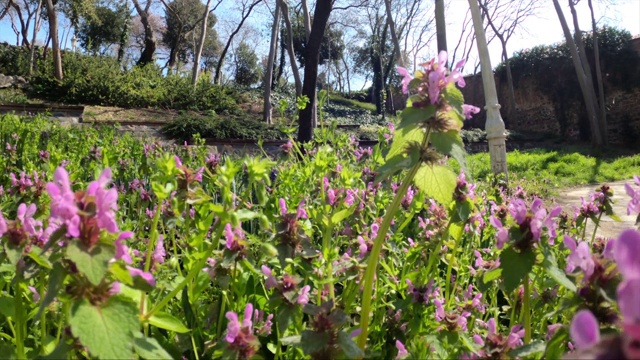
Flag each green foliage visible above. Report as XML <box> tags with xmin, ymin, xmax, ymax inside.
<box><xmin>76</xmin><ymin>2</ymin><xmax>131</xmax><ymax>56</ymax></box>
<box><xmin>0</xmin><ymin>42</ymin><xmax>33</xmax><ymax>76</ymax></box>
<box><xmin>26</xmin><ymin>51</ymin><xmax>237</xmax><ymax>111</ymax></box>
<box><xmin>161</xmin><ymin>114</ymin><xmax>287</xmax><ymax>141</ymax></box>
<box><xmin>234</xmin><ymin>42</ymin><xmax>263</xmax><ymax>87</ymax></box>
<box><xmin>286</xmin><ymin>12</ymin><xmax>345</xmax><ymax>67</ymax></box>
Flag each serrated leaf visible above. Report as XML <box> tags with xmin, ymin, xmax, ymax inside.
<box><xmin>337</xmin><ymin>331</ymin><xmax>364</xmax><ymax>358</ymax></box>
<box><xmin>544</xmin><ymin>327</ymin><xmax>568</xmax><ymax>359</ymax></box>
<box><xmin>375</xmin><ymin>149</ymin><xmax>420</xmax><ymax>183</ymax></box>
<box><xmin>66</xmin><ymin>241</ymin><xmax>115</xmax><ymax>286</ymax></box>
<box><xmin>0</xmin><ymin>295</ymin><xmax>15</xmax><ymax>318</ymax></box>
<box><xmin>541</xmin><ymin>248</ymin><xmax>577</xmax><ymax>292</ymax></box>
<box><xmin>133</xmin><ymin>332</ymin><xmax>173</xmax><ymax>359</ymax></box>
<box><xmin>499</xmin><ymin>247</ymin><xmax>535</xmax><ymax>293</ymax></box>
<box><xmin>508</xmin><ymin>340</ymin><xmax>545</xmax><ymax>358</ymax></box>
<box><xmin>276</xmin><ymin>304</ymin><xmax>298</xmax><ymax>334</ymax></box>
<box><xmin>413</xmin><ymin>165</ymin><xmax>457</xmax><ymax>206</ymax></box>
<box><xmin>27</xmin><ymin>248</ymin><xmax>52</xmax><ymax>269</ymax></box>
<box><xmin>301</xmin><ymin>330</ymin><xmax>330</xmax><ymax>355</ymax></box>
<box><xmin>483</xmin><ymin>268</ymin><xmax>502</xmax><ymax>284</ymax></box>
<box><xmin>148</xmin><ymin>312</ymin><xmax>190</xmax><ymax>333</ymax></box>
<box><xmin>386</xmin><ymin>124</ymin><xmax>424</xmax><ymax>160</ymax></box>
<box><xmin>69</xmin><ymin>296</ymin><xmax>139</xmax><ymax>359</ymax></box>
<box><xmin>398</xmin><ymin>106</ymin><xmax>436</xmax><ymax>130</ymax></box>
<box><xmin>442</xmin><ymin>82</ymin><xmax>464</xmax><ymax>113</ymax></box>
<box><xmin>4</xmin><ymin>242</ymin><xmax>22</xmax><ymax>266</ymax></box>
<box><xmin>430</xmin><ymin>130</ymin><xmax>468</xmax><ymax>174</ymax></box>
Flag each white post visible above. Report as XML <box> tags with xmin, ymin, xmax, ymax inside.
<box><xmin>468</xmin><ymin>0</ymin><xmax>508</xmax><ymax>179</ymax></box>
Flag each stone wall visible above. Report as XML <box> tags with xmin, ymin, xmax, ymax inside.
<box><xmin>459</xmin><ymin>70</ymin><xmax>640</xmax><ymax>146</ymax></box>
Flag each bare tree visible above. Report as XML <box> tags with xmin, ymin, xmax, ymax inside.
<box><xmin>263</xmin><ymin>0</ymin><xmax>281</xmax><ymax>124</ymax></box>
<box><xmin>28</xmin><ymin>0</ymin><xmax>43</xmax><ymax>75</ymax></box>
<box><xmin>478</xmin><ymin>0</ymin><xmax>541</xmax><ymax>119</ymax></box>
<box><xmin>552</xmin><ymin>0</ymin><xmax>603</xmax><ymax>146</ymax></box>
<box><xmin>384</xmin><ymin>0</ymin><xmax>405</xmax><ymax>67</ymax></box>
<box><xmin>213</xmin><ymin>0</ymin><xmax>262</xmax><ymax>84</ymax></box>
<box><xmin>132</xmin><ymin>0</ymin><xmax>157</xmax><ymax>66</ymax></box>
<box><xmin>44</xmin><ymin>0</ymin><xmax>62</xmax><ymax>80</ymax></box>
<box><xmin>587</xmin><ymin>0</ymin><xmax>607</xmax><ymax>144</ymax></box>
<box><xmin>191</xmin><ymin>0</ymin><xmax>213</xmax><ymax>84</ymax></box>
<box><xmin>435</xmin><ymin>0</ymin><xmax>446</xmax><ymax>53</ymax></box>
<box><xmin>279</xmin><ymin>0</ymin><xmax>302</xmax><ymax>96</ymax></box>
<box><xmin>297</xmin><ymin>0</ymin><xmax>333</xmax><ymax>142</ymax></box>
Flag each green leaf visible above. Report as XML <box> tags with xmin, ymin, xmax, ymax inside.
<box><xmin>148</xmin><ymin>312</ymin><xmax>190</xmax><ymax>333</ymax></box>
<box><xmin>541</xmin><ymin>247</ymin><xmax>577</xmax><ymax>292</ymax></box>
<box><xmin>386</xmin><ymin>124</ymin><xmax>424</xmax><ymax>160</ymax></box>
<box><xmin>442</xmin><ymin>82</ymin><xmax>464</xmax><ymax>113</ymax></box>
<box><xmin>133</xmin><ymin>332</ymin><xmax>173</xmax><ymax>359</ymax></box>
<box><xmin>27</xmin><ymin>249</ymin><xmax>52</xmax><ymax>269</ymax></box>
<box><xmin>337</xmin><ymin>331</ymin><xmax>364</xmax><ymax>358</ymax></box>
<box><xmin>4</xmin><ymin>242</ymin><xmax>23</xmax><ymax>266</ymax></box>
<box><xmin>66</xmin><ymin>241</ymin><xmax>115</xmax><ymax>286</ymax></box>
<box><xmin>483</xmin><ymin>268</ymin><xmax>503</xmax><ymax>284</ymax></box>
<box><xmin>280</xmin><ymin>335</ymin><xmax>302</xmax><ymax>346</ymax></box>
<box><xmin>276</xmin><ymin>304</ymin><xmax>299</xmax><ymax>334</ymax></box>
<box><xmin>36</xmin><ymin>263</ymin><xmax>66</xmax><ymax>319</ymax></box>
<box><xmin>375</xmin><ymin>148</ymin><xmax>420</xmax><ymax>183</ymax></box>
<box><xmin>300</xmin><ymin>330</ymin><xmax>330</xmax><ymax>355</ymax></box>
<box><xmin>331</xmin><ymin>208</ymin><xmax>354</xmax><ymax>224</ymax></box>
<box><xmin>69</xmin><ymin>296</ymin><xmax>139</xmax><ymax>359</ymax></box>
<box><xmin>0</xmin><ymin>295</ymin><xmax>15</xmax><ymax>318</ymax></box>
<box><xmin>544</xmin><ymin>327</ymin><xmax>569</xmax><ymax>359</ymax></box>
<box><xmin>499</xmin><ymin>247</ymin><xmax>536</xmax><ymax>293</ymax></box>
<box><xmin>0</xmin><ymin>344</ymin><xmax>16</xmax><ymax>359</ymax></box>
<box><xmin>508</xmin><ymin>340</ymin><xmax>545</xmax><ymax>358</ymax></box>
<box><xmin>430</xmin><ymin>130</ymin><xmax>468</xmax><ymax>175</ymax></box>
<box><xmin>398</xmin><ymin>106</ymin><xmax>436</xmax><ymax>130</ymax></box>
<box><xmin>413</xmin><ymin>165</ymin><xmax>457</xmax><ymax>206</ymax></box>
<box><xmin>36</xmin><ymin>340</ymin><xmax>72</xmax><ymax>360</ymax></box>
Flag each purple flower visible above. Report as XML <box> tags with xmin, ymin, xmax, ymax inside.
<box><xmin>0</xmin><ymin>211</ymin><xmax>7</xmax><ymax>237</ymax></box>
<box><xmin>327</xmin><ymin>189</ymin><xmax>336</xmax><ymax>206</ymax></box>
<box><xmin>17</xmin><ymin>203</ymin><xmax>42</xmax><ymax>237</ymax></box>
<box><xmin>114</xmin><ymin>232</ymin><xmax>134</xmax><ymax>264</ymax></box>
<box><xmin>506</xmin><ymin>325</ymin><xmax>525</xmax><ymax>349</ymax></box>
<box><xmin>262</xmin><ymin>265</ymin><xmax>277</xmax><ymax>290</ymax></box>
<box><xmin>296</xmin><ymin>201</ymin><xmax>308</xmax><ymax>220</ymax></box>
<box><xmin>126</xmin><ymin>266</ymin><xmax>155</xmax><ymax>287</ymax></box>
<box><xmin>395</xmin><ymin>340</ymin><xmax>409</xmax><ymax>359</ymax></box>
<box><xmin>279</xmin><ymin>198</ymin><xmax>287</xmax><ymax>216</ymax></box>
<box><xmin>570</xmin><ymin>310</ymin><xmax>600</xmax><ymax>349</ymax></box>
<box><xmin>397</xmin><ymin>67</ymin><xmax>412</xmax><ymax>94</ymax></box>
<box><xmin>489</xmin><ymin>216</ymin><xmax>509</xmax><ymax>249</ymax></box>
<box><xmin>624</xmin><ymin>175</ymin><xmax>640</xmax><ymax>215</ymax></box>
<box><xmin>563</xmin><ymin>235</ymin><xmax>595</xmax><ymax>281</ymax></box>
<box><xmin>462</xmin><ymin>104</ymin><xmax>480</xmax><ymax>119</ymax></box>
<box><xmin>226</xmin><ymin>303</ymin><xmax>254</xmax><ymax>343</ymax></box>
<box><xmin>87</xmin><ymin>168</ymin><xmax>119</xmax><ymax>233</ymax></box>
<box><xmin>344</xmin><ymin>189</ymin><xmax>355</xmax><ymax>207</ymax></box>
<box><xmin>153</xmin><ymin>235</ymin><xmax>165</xmax><ymax>264</ymax></box>
<box><xmin>297</xmin><ymin>285</ymin><xmax>310</xmax><ymax>305</ymax></box>
<box><xmin>46</xmin><ymin>167</ymin><xmax>80</xmax><ymax>238</ymax></box>
<box><xmin>427</xmin><ymin>51</ymin><xmax>449</xmax><ymax>104</ymax></box>
<box><xmin>28</xmin><ymin>286</ymin><xmax>40</xmax><ymax>302</ymax></box>
<box><xmin>613</xmin><ymin>230</ymin><xmax>640</xmax><ymax>328</ymax></box>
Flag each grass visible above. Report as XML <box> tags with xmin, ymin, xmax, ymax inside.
<box><xmin>328</xmin><ymin>93</ymin><xmax>377</xmax><ymax>112</ymax></box>
<box><xmin>465</xmin><ymin>146</ymin><xmax>640</xmax><ymax>189</ymax></box>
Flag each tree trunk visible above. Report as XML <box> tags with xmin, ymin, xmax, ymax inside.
<box><xmin>501</xmin><ymin>37</ymin><xmax>517</xmax><ymax>122</ymax></box>
<box><xmin>588</xmin><ymin>0</ymin><xmax>607</xmax><ymax>145</ymax></box>
<box><xmin>192</xmin><ymin>0</ymin><xmax>213</xmax><ymax>85</ymax></box>
<box><xmin>297</xmin><ymin>0</ymin><xmax>332</xmax><ymax>142</ymax></box>
<box><xmin>300</xmin><ymin>0</ymin><xmax>311</xmax><ymax>41</ymax></box>
<box><xmin>342</xmin><ymin>53</ymin><xmax>350</xmax><ymax>93</ymax></box>
<box><xmin>263</xmin><ymin>0</ymin><xmax>281</xmax><ymax>124</ymax></box>
<box><xmin>133</xmin><ymin>0</ymin><xmax>156</xmax><ymax>66</ymax></box>
<box><xmin>44</xmin><ymin>0</ymin><xmax>62</xmax><ymax>80</ymax></box>
<box><xmin>213</xmin><ymin>0</ymin><xmax>262</xmax><ymax>85</ymax></box>
<box><xmin>552</xmin><ymin>0</ymin><xmax>602</xmax><ymax>146</ymax></box>
<box><xmin>279</xmin><ymin>0</ymin><xmax>302</xmax><ymax>97</ymax></box>
<box><xmin>568</xmin><ymin>0</ymin><xmax>603</xmax><ymax>145</ymax></box>
<box><xmin>28</xmin><ymin>0</ymin><xmax>43</xmax><ymax>76</ymax></box>
<box><xmin>435</xmin><ymin>0</ymin><xmax>447</xmax><ymax>53</ymax></box>
<box><xmin>384</xmin><ymin>0</ymin><xmax>405</xmax><ymax>68</ymax></box>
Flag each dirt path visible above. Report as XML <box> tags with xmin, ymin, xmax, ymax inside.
<box><xmin>555</xmin><ymin>180</ymin><xmax>637</xmax><ymax>239</ymax></box>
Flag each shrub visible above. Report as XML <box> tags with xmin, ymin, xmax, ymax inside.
<box><xmin>162</xmin><ymin>114</ymin><xmax>287</xmax><ymax>141</ymax></box>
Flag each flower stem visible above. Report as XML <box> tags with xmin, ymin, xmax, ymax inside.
<box><xmin>143</xmin><ymin>225</ymin><xmax>223</xmax><ymax>320</ymax></box>
<box><xmin>14</xmin><ymin>282</ymin><xmax>25</xmax><ymax>359</ymax></box>
<box><xmin>591</xmin><ymin>212</ymin><xmax>603</xmax><ymax>243</ymax></box>
<box><xmin>523</xmin><ymin>273</ymin><xmax>532</xmax><ymax>344</ymax></box>
<box><xmin>357</xmin><ymin>164</ymin><xmax>421</xmax><ymax>352</ymax></box>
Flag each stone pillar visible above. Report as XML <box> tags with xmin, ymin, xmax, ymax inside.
<box><xmin>468</xmin><ymin>0</ymin><xmax>508</xmax><ymax>179</ymax></box>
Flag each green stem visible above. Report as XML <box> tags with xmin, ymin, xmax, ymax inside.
<box><xmin>591</xmin><ymin>212</ymin><xmax>603</xmax><ymax>243</ymax></box>
<box><xmin>357</xmin><ymin>164</ymin><xmax>421</xmax><ymax>351</ymax></box>
<box><xmin>140</xmin><ymin>207</ymin><xmax>162</xmax><ymax>315</ymax></box>
<box><xmin>143</xmin><ymin>226</ymin><xmax>223</xmax><ymax>320</ymax></box>
<box><xmin>523</xmin><ymin>274</ymin><xmax>532</xmax><ymax>344</ymax></box>
<box><xmin>40</xmin><ymin>281</ymin><xmax>47</xmax><ymax>355</ymax></box>
<box><xmin>14</xmin><ymin>283</ymin><xmax>25</xmax><ymax>359</ymax></box>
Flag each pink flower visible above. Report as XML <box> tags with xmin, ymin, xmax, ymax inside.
<box><xmin>17</xmin><ymin>203</ymin><xmax>42</xmax><ymax>237</ymax></box>
<box><xmin>563</xmin><ymin>235</ymin><xmax>595</xmax><ymax>281</ymax></box>
<box><xmin>570</xmin><ymin>310</ymin><xmax>600</xmax><ymax>349</ymax></box>
<box><xmin>262</xmin><ymin>265</ymin><xmax>277</xmax><ymax>290</ymax></box>
<box><xmin>395</xmin><ymin>340</ymin><xmax>409</xmax><ymax>359</ymax></box>
<box><xmin>279</xmin><ymin>198</ymin><xmax>287</xmax><ymax>216</ymax></box>
<box><xmin>489</xmin><ymin>216</ymin><xmax>508</xmax><ymax>249</ymax></box>
<box><xmin>153</xmin><ymin>235</ymin><xmax>165</xmax><ymax>264</ymax></box>
<box><xmin>462</xmin><ymin>104</ymin><xmax>480</xmax><ymax>119</ymax></box>
<box><xmin>297</xmin><ymin>285</ymin><xmax>310</xmax><ymax>305</ymax></box>
<box><xmin>0</xmin><ymin>211</ymin><xmax>7</xmax><ymax>237</ymax></box>
<box><xmin>46</xmin><ymin>167</ymin><xmax>80</xmax><ymax>238</ymax></box>
<box><xmin>126</xmin><ymin>266</ymin><xmax>155</xmax><ymax>287</ymax></box>
<box><xmin>87</xmin><ymin>168</ymin><xmax>119</xmax><ymax>233</ymax></box>
<box><xmin>114</xmin><ymin>232</ymin><xmax>134</xmax><ymax>264</ymax></box>
<box><xmin>396</xmin><ymin>67</ymin><xmax>412</xmax><ymax>94</ymax></box>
